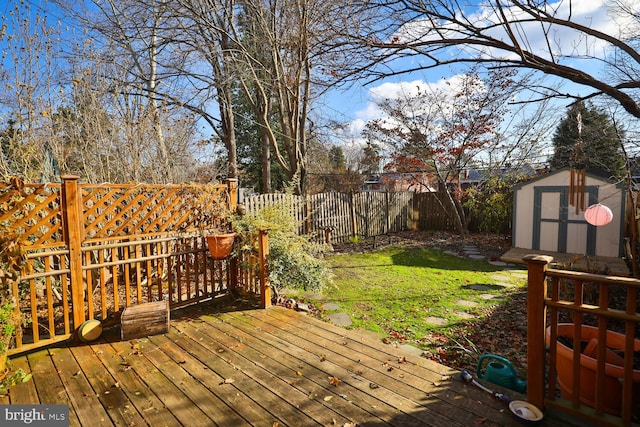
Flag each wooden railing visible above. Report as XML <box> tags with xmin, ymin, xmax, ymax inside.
<box><xmin>525</xmin><ymin>255</ymin><xmax>640</xmax><ymax>427</ymax></box>
<box><xmin>1</xmin><ymin>176</ymin><xmax>270</xmax><ymax>356</ymax></box>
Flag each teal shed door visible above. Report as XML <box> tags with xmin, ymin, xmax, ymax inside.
<box><xmin>532</xmin><ymin>186</ymin><xmax>597</xmax><ymax>255</ymax></box>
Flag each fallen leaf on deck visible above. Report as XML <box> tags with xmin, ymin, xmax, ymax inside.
<box><xmin>132</xmin><ymin>343</ymin><xmax>140</xmax><ymax>350</ymax></box>
<box><xmin>221</xmin><ymin>378</ymin><xmax>235</xmax><ymax>385</ymax></box>
<box><xmin>296</xmin><ymin>371</ymin><xmax>303</xmax><ymax>376</ymax></box>
<box><xmin>324</xmin><ymin>396</ymin><xmax>333</xmax><ymax>401</ymax></box>
<box><xmin>474</xmin><ymin>417</ymin><xmax>486</xmax><ymax>424</ymax></box>
<box><xmin>329</xmin><ymin>376</ymin><xmax>341</xmax><ymax>387</ymax></box>
<box><xmin>369</xmin><ymin>382</ymin><xmax>379</xmax><ymax>389</ymax></box>
<box><xmin>398</xmin><ymin>356</ymin><xmax>407</xmax><ymax>364</ymax></box>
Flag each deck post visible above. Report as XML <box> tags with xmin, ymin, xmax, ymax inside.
<box><xmin>524</xmin><ymin>254</ymin><xmax>553</xmax><ymax>411</ymax></box>
<box><xmin>258</xmin><ymin>229</ymin><xmax>271</xmax><ymax>308</ymax></box>
<box><xmin>61</xmin><ymin>175</ymin><xmax>86</xmax><ymax>328</ymax></box>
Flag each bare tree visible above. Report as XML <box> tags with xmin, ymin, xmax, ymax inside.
<box><xmin>229</xmin><ymin>0</ymin><xmax>323</xmax><ymax>195</ymax></box>
<box><xmin>171</xmin><ymin>0</ymin><xmax>240</xmax><ymax>180</ymax></box>
<box><xmin>345</xmin><ymin>0</ymin><xmax>640</xmax><ymax>120</ymax></box>
<box><xmin>0</xmin><ymin>2</ymin><xmax>65</xmax><ymax>182</ymax></box>
<box><xmin>55</xmin><ymin>48</ymin><xmax>202</xmax><ymax>183</ymax></box>
<box><xmin>69</xmin><ymin>0</ymin><xmax>184</xmax><ymax>183</ymax></box>
<box><xmin>0</xmin><ymin>0</ymin><xmax>208</xmax><ymax>184</ymax></box>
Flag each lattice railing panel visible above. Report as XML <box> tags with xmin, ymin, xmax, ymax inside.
<box><xmin>0</xmin><ymin>183</ymin><xmax>63</xmax><ymax>247</ymax></box>
<box><xmin>3</xmin><ymin>177</ymin><xmax>267</xmax><ymax>356</ymax></box>
<box><xmin>82</xmin><ymin>183</ymin><xmax>230</xmax><ymax>240</ymax></box>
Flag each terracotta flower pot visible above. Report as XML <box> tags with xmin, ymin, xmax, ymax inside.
<box><xmin>547</xmin><ymin>323</ymin><xmax>640</xmax><ymax>416</ymax></box>
<box><xmin>206</xmin><ymin>233</ymin><xmax>236</xmax><ymax>260</ymax></box>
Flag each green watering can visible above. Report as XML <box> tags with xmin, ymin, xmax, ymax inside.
<box><xmin>477</xmin><ymin>354</ymin><xmax>527</xmax><ymax>393</ymax></box>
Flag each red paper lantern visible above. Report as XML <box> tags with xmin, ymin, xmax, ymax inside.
<box><xmin>584</xmin><ymin>203</ymin><xmax>613</xmax><ymax>226</ymax></box>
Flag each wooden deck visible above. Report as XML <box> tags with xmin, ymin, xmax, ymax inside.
<box><xmin>2</xmin><ymin>299</ymin><xmax>569</xmax><ymax>426</ymax></box>
<box><xmin>501</xmin><ymin>247</ymin><xmax>630</xmax><ymax>276</ymax></box>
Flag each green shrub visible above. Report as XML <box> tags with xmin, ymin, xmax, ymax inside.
<box><xmin>465</xmin><ymin>172</ymin><xmax>530</xmax><ymax>234</ymax></box>
<box><xmin>0</xmin><ymin>231</ymin><xmax>27</xmax><ymax>356</ymax></box>
<box><xmin>232</xmin><ymin>202</ymin><xmax>331</xmax><ymax>293</ymax></box>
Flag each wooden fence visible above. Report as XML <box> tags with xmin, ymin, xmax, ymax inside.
<box><xmin>2</xmin><ymin>180</ymin><xmax>456</xmax><ymax>355</ymax></box>
<box><xmin>1</xmin><ymin>176</ymin><xmax>268</xmax><ymax>356</ymax></box>
<box><xmin>242</xmin><ymin>191</ymin><xmax>456</xmax><ymax>243</ymax></box>
<box><xmin>525</xmin><ymin>255</ymin><xmax>640</xmax><ymax>427</ymax></box>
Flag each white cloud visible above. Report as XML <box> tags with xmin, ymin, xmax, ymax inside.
<box><xmin>348</xmin><ymin>118</ymin><xmax>367</xmax><ymax>136</ymax></box>
<box><xmin>352</xmin><ymin>74</ymin><xmax>471</xmax><ymax>123</ymax></box>
<box><xmin>396</xmin><ymin>0</ymin><xmax>638</xmax><ymax>62</ymax></box>
<box><xmin>335</xmin><ymin>1</ymin><xmax>640</xmax><ymax>154</ymax></box>
<box><xmin>339</xmin><ymin>73</ymin><xmax>475</xmax><ymax>155</ymax></box>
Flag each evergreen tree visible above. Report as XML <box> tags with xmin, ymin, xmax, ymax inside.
<box><xmin>234</xmin><ymin>89</ymin><xmax>288</xmax><ymax>192</ymax></box>
<box><xmin>550</xmin><ymin>102</ymin><xmax>624</xmax><ymax>178</ymax></box>
<box><xmin>328</xmin><ymin>146</ymin><xmax>346</xmax><ymax>170</ymax></box>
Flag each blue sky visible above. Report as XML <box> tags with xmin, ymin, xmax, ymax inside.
<box><xmin>319</xmin><ymin>0</ymin><xmax>639</xmax><ymax>165</ymax></box>
<box><xmin>6</xmin><ymin>0</ymin><xmax>639</xmax><ymax>166</ymax></box>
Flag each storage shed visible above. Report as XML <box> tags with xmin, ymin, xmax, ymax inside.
<box><xmin>511</xmin><ymin>168</ymin><xmax>625</xmax><ymax>258</ymax></box>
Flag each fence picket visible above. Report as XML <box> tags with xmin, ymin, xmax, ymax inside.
<box><xmin>242</xmin><ymin>190</ymin><xmax>455</xmax><ymax>244</ymax></box>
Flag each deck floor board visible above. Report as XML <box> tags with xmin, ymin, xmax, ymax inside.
<box><xmin>4</xmin><ymin>301</ymin><xmax>569</xmax><ymax>426</ymax></box>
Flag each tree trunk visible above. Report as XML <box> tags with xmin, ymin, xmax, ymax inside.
<box><xmin>261</xmin><ymin>132</ymin><xmax>271</xmax><ymax>193</ymax></box>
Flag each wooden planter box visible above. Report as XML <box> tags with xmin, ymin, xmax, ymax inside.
<box><xmin>121</xmin><ymin>300</ymin><xmax>170</xmax><ymax>340</ymax></box>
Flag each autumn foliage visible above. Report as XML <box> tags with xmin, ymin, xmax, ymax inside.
<box><xmin>364</xmin><ymin>68</ymin><xmax>518</xmax><ymax>233</ymax></box>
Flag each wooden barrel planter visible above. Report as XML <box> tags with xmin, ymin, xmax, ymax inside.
<box><xmin>206</xmin><ymin>233</ymin><xmax>236</xmax><ymax>260</ymax></box>
<box><xmin>547</xmin><ymin>323</ymin><xmax>640</xmax><ymax>416</ymax></box>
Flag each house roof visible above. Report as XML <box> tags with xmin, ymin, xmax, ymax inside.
<box><xmin>459</xmin><ymin>165</ymin><xmax>537</xmax><ymax>184</ymax></box>
<box><xmin>512</xmin><ymin>167</ymin><xmax>625</xmax><ymax>191</ymax></box>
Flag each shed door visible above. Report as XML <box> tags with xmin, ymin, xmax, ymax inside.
<box><xmin>532</xmin><ymin>186</ymin><xmax>597</xmax><ymax>254</ymax></box>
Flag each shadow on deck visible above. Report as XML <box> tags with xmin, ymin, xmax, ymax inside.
<box><xmin>2</xmin><ymin>296</ymin><xmax>571</xmax><ymax>426</ymax></box>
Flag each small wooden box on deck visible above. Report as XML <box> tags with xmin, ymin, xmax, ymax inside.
<box><xmin>120</xmin><ymin>300</ymin><xmax>170</xmax><ymax>340</ymax></box>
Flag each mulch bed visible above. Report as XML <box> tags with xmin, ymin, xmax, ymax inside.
<box><xmin>331</xmin><ymin>230</ymin><xmax>512</xmax><ymax>261</ymax></box>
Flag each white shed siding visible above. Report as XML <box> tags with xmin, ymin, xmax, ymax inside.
<box><xmin>513</xmin><ymin>169</ymin><xmax>624</xmax><ymax>258</ymax></box>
